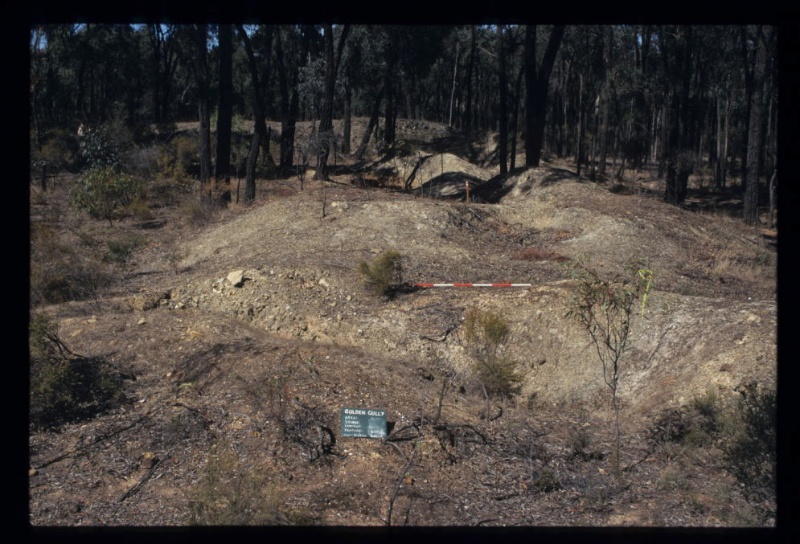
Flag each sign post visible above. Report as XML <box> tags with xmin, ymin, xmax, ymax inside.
<box><xmin>340</xmin><ymin>408</ymin><xmax>387</xmax><ymax>439</ymax></box>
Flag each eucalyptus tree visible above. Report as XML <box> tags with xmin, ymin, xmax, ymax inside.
<box><xmin>497</xmin><ymin>25</ymin><xmax>509</xmax><ymax>174</ymax></box>
<box><xmin>348</xmin><ymin>26</ymin><xmax>390</xmax><ymax>160</ymax></box>
<box><xmin>190</xmin><ymin>24</ymin><xmax>212</xmax><ymax>185</ymax></box>
<box><xmin>313</xmin><ymin>24</ymin><xmax>350</xmax><ymax>180</ymax></box>
<box><xmin>742</xmin><ymin>25</ymin><xmax>776</xmax><ymax>226</ymax></box>
<box><xmin>215</xmin><ymin>23</ymin><xmax>234</xmax><ymax>187</ymax></box>
<box><xmin>524</xmin><ymin>25</ymin><xmax>565</xmax><ymax>167</ymax></box>
<box><xmin>274</xmin><ymin>25</ymin><xmax>312</xmax><ymax>174</ymax></box>
<box><xmin>147</xmin><ymin>24</ymin><xmax>181</xmax><ymax>124</ymax></box>
<box><xmin>657</xmin><ymin>25</ymin><xmax>694</xmax><ymax>205</ymax></box>
<box><xmin>237</xmin><ymin>24</ymin><xmax>281</xmax><ymax>201</ymax></box>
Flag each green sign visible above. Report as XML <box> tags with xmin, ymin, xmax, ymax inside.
<box><xmin>340</xmin><ymin>408</ymin><xmax>387</xmax><ymax>438</ymax></box>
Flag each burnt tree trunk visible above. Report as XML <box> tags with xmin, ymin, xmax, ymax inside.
<box><xmin>743</xmin><ymin>25</ymin><xmax>775</xmax><ymax>226</ymax></box>
<box><xmin>524</xmin><ymin>25</ymin><xmax>565</xmax><ymax>167</ymax></box>
<box><xmin>497</xmin><ymin>26</ymin><xmax>509</xmax><ymax>175</ymax></box>
<box><xmin>315</xmin><ymin>24</ymin><xmax>350</xmax><ymax>180</ymax></box>
<box><xmin>214</xmin><ymin>23</ymin><xmax>233</xmax><ymax>201</ymax></box>
<box><xmin>354</xmin><ymin>88</ymin><xmax>384</xmax><ymax>161</ymax></box>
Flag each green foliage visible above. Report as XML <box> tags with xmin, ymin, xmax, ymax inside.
<box><xmin>464</xmin><ymin>307</ymin><xmax>509</xmax><ymax>350</ymax></box>
<box><xmin>646</xmin><ymin>384</ymin><xmax>776</xmax><ymax>522</ymax></box>
<box><xmin>463</xmin><ymin>308</ymin><xmax>522</xmax><ymax>400</ymax></box>
<box><xmin>71</xmin><ymin>166</ymin><xmax>146</xmax><ymax>225</ymax></box>
<box><xmin>566</xmin><ymin>258</ymin><xmax>652</xmax><ymax>391</ymax></box>
<box><xmin>566</xmin><ymin>258</ymin><xmax>653</xmax><ymax>478</ymax></box>
<box><xmin>474</xmin><ymin>356</ymin><xmax>523</xmax><ymax>399</ymax></box>
<box><xmin>157</xmin><ymin>135</ymin><xmax>197</xmax><ymax>182</ymax></box>
<box><xmin>721</xmin><ymin>385</ymin><xmax>776</xmax><ymax>516</ymax></box>
<box><xmin>189</xmin><ymin>441</ymin><xmax>314</xmax><ymax>525</ymax></box>
<box><xmin>29</xmin><ymin>313</ymin><xmax>125</xmax><ymax>430</ymax></box>
<box><xmin>358</xmin><ymin>250</ymin><xmax>403</xmax><ymax>297</ymax></box>
<box><xmin>568</xmin><ymin>427</ymin><xmax>601</xmax><ymax>460</ymax></box>
<box><xmin>79</xmin><ymin>126</ymin><xmax>120</xmax><ymax>170</ymax></box>
<box><xmin>690</xmin><ymin>388</ymin><xmax>723</xmax><ymax>438</ymax></box>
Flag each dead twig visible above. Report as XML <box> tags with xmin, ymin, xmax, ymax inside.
<box><xmin>386</xmin><ymin>440</ymin><xmax>419</xmax><ymax>526</ymax></box>
<box><xmin>35</xmin><ymin>412</ymin><xmax>155</xmax><ymax>470</ymax></box>
<box><xmin>118</xmin><ymin>451</ymin><xmax>171</xmax><ymax>503</ymax></box>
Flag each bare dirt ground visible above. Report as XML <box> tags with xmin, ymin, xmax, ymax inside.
<box><xmin>29</xmin><ymin>118</ymin><xmax>777</xmax><ymax>528</ymax></box>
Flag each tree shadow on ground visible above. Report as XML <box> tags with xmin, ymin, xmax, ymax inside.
<box><xmin>472</xmin><ymin>166</ymin><xmax>584</xmax><ymax>204</ymax></box>
<box><xmin>413</xmin><ymin>172</ymin><xmax>487</xmax><ymax>200</ymax></box>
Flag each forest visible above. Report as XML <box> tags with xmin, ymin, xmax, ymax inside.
<box><xmin>30</xmin><ymin>24</ymin><xmax>778</xmax><ymax>226</ymax></box>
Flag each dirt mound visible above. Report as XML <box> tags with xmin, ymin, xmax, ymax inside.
<box><xmin>29</xmin><ymin>120</ymin><xmax>777</xmax><ymax>527</ymax></box>
<box><xmin>130</xmin><ymin>166</ymin><xmax>776</xmax><ymax>411</ymax></box>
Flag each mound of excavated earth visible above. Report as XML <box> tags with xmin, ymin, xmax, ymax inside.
<box><xmin>30</xmin><ymin>159</ymin><xmax>777</xmax><ymax>527</ymax></box>
<box><xmin>142</xmin><ymin>166</ymin><xmax>776</xmax><ymax>412</ymax></box>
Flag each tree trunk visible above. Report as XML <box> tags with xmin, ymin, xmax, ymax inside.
<box><xmin>662</xmin><ymin>26</ymin><xmax>693</xmax><ymax>206</ymax></box>
<box><xmin>275</xmin><ymin>27</ymin><xmax>299</xmax><ymax>174</ymax></box>
<box><xmin>194</xmin><ymin>25</ymin><xmax>211</xmax><ymax>186</ymax></box>
<box><xmin>598</xmin><ymin>26</ymin><xmax>613</xmax><ymax>177</ymax></box>
<box><xmin>238</xmin><ymin>25</ymin><xmax>265</xmax><ymax>202</ymax></box>
<box><xmin>341</xmin><ymin>80</ymin><xmax>352</xmax><ymax>154</ymax></box>
<box><xmin>497</xmin><ymin>26</ymin><xmax>508</xmax><ymax>175</ymax></box>
<box><xmin>714</xmin><ymin>93</ymin><xmax>725</xmax><ymax>190</ymax></box>
<box><xmin>448</xmin><ymin>42</ymin><xmax>459</xmax><ymax>128</ymax></box>
<box><xmin>384</xmin><ymin>72</ymin><xmax>397</xmax><ymax>150</ymax></box>
<box><xmin>463</xmin><ymin>27</ymin><xmax>476</xmax><ymax>132</ymax></box>
<box><xmin>524</xmin><ymin>25</ymin><xmax>565</xmax><ymax>167</ymax></box>
<box><xmin>768</xmin><ymin>168</ymin><xmax>777</xmax><ymax>229</ymax></box>
<box><xmin>576</xmin><ymin>73</ymin><xmax>584</xmax><ymax>177</ymax></box>
<box><xmin>598</xmin><ymin>95</ymin><xmax>609</xmax><ymax>177</ymax></box>
<box><xmin>215</xmin><ymin>23</ymin><xmax>233</xmax><ymax>194</ymax></box>
<box><xmin>355</xmin><ymin>88</ymin><xmax>383</xmax><ymax>160</ymax></box>
<box><xmin>314</xmin><ymin>24</ymin><xmax>349</xmax><ymax>180</ymax></box>
<box><xmin>315</xmin><ymin>24</ymin><xmax>336</xmax><ymax>180</ymax></box>
<box><xmin>510</xmin><ymin>63</ymin><xmax>524</xmax><ymax>172</ymax></box>
<box><xmin>245</xmin><ymin>128</ymin><xmax>260</xmax><ymax>203</ymax></box>
<box><xmin>743</xmin><ymin>26</ymin><xmax>774</xmax><ymax>226</ymax></box>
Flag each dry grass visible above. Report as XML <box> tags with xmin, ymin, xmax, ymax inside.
<box><xmin>513</xmin><ymin>247</ymin><xmax>569</xmax><ymax>262</ymax></box>
<box><xmin>711</xmin><ymin>246</ymin><xmax>775</xmax><ymax>284</ymax></box>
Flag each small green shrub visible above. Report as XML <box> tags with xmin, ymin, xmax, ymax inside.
<box><xmin>532</xmin><ymin>468</ymin><xmax>561</xmax><ymax>493</ymax></box>
<box><xmin>189</xmin><ymin>441</ymin><xmax>314</xmax><ymax>525</ymax></box>
<box><xmin>358</xmin><ymin>250</ymin><xmax>403</xmax><ymax>297</ymax></box>
<box><xmin>104</xmin><ymin>233</ymin><xmax>146</xmax><ymax>264</ymax></box>
<box><xmin>568</xmin><ymin>427</ymin><xmax>600</xmax><ymax>460</ymax></box>
<box><xmin>474</xmin><ymin>356</ymin><xmax>522</xmax><ymax>399</ymax></box>
<box><xmin>78</xmin><ymin>126</ymin><xmax>120</xmax><ymax>170</ymax></box>
<box><xmin>157</xmin><ymin>135</ymin><xmax>197</xmax><ymax>182</ymax></box>
<box><xmin>464</xmin><ymin>308</ymin><xmax>509</xmax><ymax>348</ymax></box>
<box><xmin>721</xmin><ymin>385</ymin><xmax>776</xmax><ymax>520</ymax></box>
<box><xmin>463</xmin><ymin>308</ymin><xmax>522</xmax><ymax>401</ymax></box>
<box><xmin>30</xmin><ymin>313</ymin><xmax>125</xmax><ymax>430</ymax></box>
<box><xmin>566</xmin><ymin>257</ymin><xmax>653</xmax><ymax>478</ymax></box>
<box><xmin>689</xmin><ymin>388</ymin><xmax>724</xmax><ymax>441</ymax></box>
<box><xmin>70</xmin><ymin>166</ymin><xmax>146</xmax><ymax>225</ymax></box>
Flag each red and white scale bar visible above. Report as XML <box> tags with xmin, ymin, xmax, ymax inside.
<box><xmin>415</xmin><ymin>283</ymin><xmax>532</xmax><ymax>288</ymax></box>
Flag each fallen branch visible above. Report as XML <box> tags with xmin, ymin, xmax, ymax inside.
<box><xmin>386</xmin><ymin>441</ymin><xmax>419</xmax><ymax>526</ymax></box>
<box><xmin>34</xmin><ymin>413</ymin><xmax>154</xmax><ymax>470</ymax></box>
<box><xmin>118</xmin><ymin>452</ymin><xmax>170</xmax><ymax>503</ymax></box>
